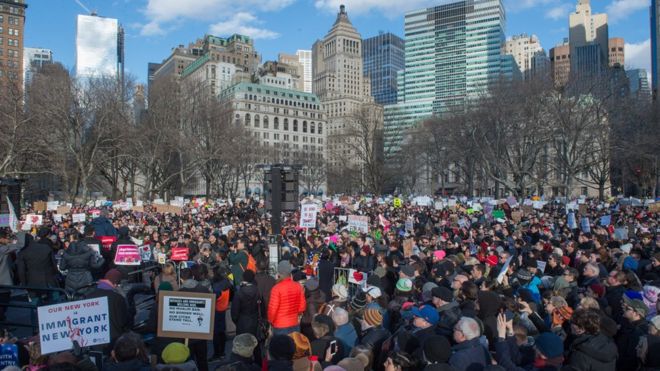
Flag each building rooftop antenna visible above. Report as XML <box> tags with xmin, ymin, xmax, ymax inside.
<box><xmin>73</xmin><ymin>0</ymin><xmax>93</xmax><ymax>15</ymax></box>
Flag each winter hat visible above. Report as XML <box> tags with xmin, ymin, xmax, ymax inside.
<box><xmin>104</xmin><ymin>269</ymin><xmax>122</xmax><ymax>285</ymax></box>
<box><xmin>361</xmin><ymin>245</ymin><xmax>371</xmax><ymax>255</ymax></box>
<box><xmin>396</xmin><ymin>278</ymin><xmax>413</xmax><ymax>292</ymax></box>
<box><xmin>432</xmin><ymin>286</ymin><xmax>453</xmax><ymax>303</ymax></box>
<box><xmin>400</xmin><ymin>265</ymin><xmax>416</xmax><ymax>278</ymax></box>
<box><xmin>422</xmin><ymin>282</ymin><xmax>438</xmax><ymax>294</ymax></box>
<box><xmin>535</xmin><ymin>332</ymin><xmax>564</xmax><ymax>358</ymax></box>
<box><xmin>363</xmin><ymin>308</ymin><xmax>383</xmax><ymax>327</ymax></box>
<box><xmin>561</xmin><ymin>256</ymin><xmax>571</xmax><ymax>266</ymax></box>
<box><xmin>486</xmin><ymin>255</ymin><xmax>499</xmax><ymax>267</ymax></box>
<box><xmin>433</xmin><ymin>250</ymin><xmax>447</xmax><ymax>261</ymax></box>
<box><xmin>364</xmin><ymin>286</ymin><xmax>382</xmax><ymax>299</ymax></box>
<box><xmin>332</xmin><ymin>284</ymin><xmax>348</xmax><ymax>301</ymax></box>
<box><xmin>516</xmin><ymin>269</ymin><xmax>533</xmax><ymax>283</ymax></box>
<box><xmin>423</xmin><ymin>335</ymin><xmax>452</xmax><ymax>363</ymax></box>
<box><xmin>288</xmin><ymin>332</ymin><xmax>311</xmax><ymax>359</ymax></box>
<box><xmin>162</xmin><ymin>342</ymin><xmax>190</xmax><ymax>364</ymax></box>
<box><xmin>305</xmin><ymin>277</ymin><xmax>320</xmax><ymax>291</ymax></box>
<box><xmin>268</xmin><ymin>334</ymin><xmax>296</xmax><ymax>361</ymax></box>
<box><xmin>277</xmin><ymin>261</ymin><xmax>293</xmax><ymax>276</ymax></box>
<box><xmin>232</xmin><ymin>333</ymin><xmax>258</xmax><ymax>358</ymax></box>
<box><xmin>350</xmin><ymin>290</ymin><xmax>367</xmax><ymax>310</ymax></box>
<box><xmin>411</xmin><ymin>305</ymin><xmax>440</xmax><ymax>326</ymax></box>
<box><xmin>589</xmin><ymin>283</ymin><xmax>605</xmax><ymax>298</ymax></box>
<box><xmin>623</xmin><ymin>295</ymin><xmax>649</xmax><ymax>318</ymax></box>
<box><xmin>651</xmin><ymin>315</ymin><xmax>660</xmax><ymax>331</ymax></box>
<box><xmin>644</xmin><ymin>285</ymin><xmax>660</xmax><ymax>306</ymax></box>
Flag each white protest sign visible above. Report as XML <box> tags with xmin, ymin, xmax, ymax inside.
<box><xmin>37</xmin><ymin>297</ymin><xmax>110</xmax><ymax>354</ymax></box>
<box><xmin>338</xmin><ymin>215</ymin><xmax>347</xmax><ymax>222</ymax></box>
<box><xmin>347</xmin><ymin>215</ymin><xmax>369</xmax><ymax>233</ymax></box>
<box><xmin>7</xmin><ymin>197</ymin><xmax>18</xmax><ymax>233</ymax></box>
<box><xmin>221</xmin><ymin>225</ymin><xmax>233</xmax><ymax>235</ymax></box>
<box><xmin>537</xmin><ymin>261</ymin><xmax>547</xmax><ymax>274</ymax></box>
<box><xmin>299</xmin><ymin>203</ymin><xmax>318</xmax><ymax>229</ymax></box>
<box><xmin>405</xmin><ymin>217</ymin><xmax>414</xmax><ymax>232</ymax></box>
<box><xmin>72</xmin><ymin>213</ymin><xmax>86</xmax><ymax>223</ymax></box>
<box><xmin>497</xmin><ymin>257</ymin><xmax>513</xmax><ymax>284</ymax></box>
<box><xmin>158</xmin><ymin>291</ymin><xmax>215</xmax><ymax>340</ymax></box>
<box><xmin>24</xmin><ymin>214</ymin><xmax>43</xmax><ymax>226</ymax></box>
<box><xmin>53</xmin><ymin>214</ymin><xmax>62</xmax><ymax>223</ymax></box>
<box><xmin>47</xmin><ymin>201</ymin><xmax>59</xmax><ymax>211</ymax></box>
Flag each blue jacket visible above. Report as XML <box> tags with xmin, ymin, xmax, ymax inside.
<box><xmin>91</xmin><ymin>216</ymin><xmax>117</xmax><ymax>237</ymax></box>
<box><xmin>449</xmin><ymin>338</ymin><xmax>490</xmax><ymax>371</ymax></box>
<box><xmin>335</xmin><ymin>323</ymin><xmax>357</xmax><ymax>357</ymax></box>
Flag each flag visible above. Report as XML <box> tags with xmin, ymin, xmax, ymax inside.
<box><xmin>7</xmin><ymin>197</ymin><xmax>17</xmax><ymax>233</ymax></box>
<box><xmin>378</xmin><ymin>214</ymin><xmax>391</xmax><ymax>232</ymax></box>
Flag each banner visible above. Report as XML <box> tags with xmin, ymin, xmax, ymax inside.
<box><xmin>170</xmin><ymin>247</ymin><xmax>189</xmax><ymax>261</ymax></box>
<box><xmin>299</xmin><ymin>203</ymin><xmax>318</xmax><ymax>229</ymax></box>
<box><xmin>114</xmin><ymin>244</ymin><xmax>141</xmax><ymax>265</ymax></box>
<box><xmin>37</xmin><ymin>297</ymin><xmax>110</xmax><ymax>354</ymax></box>
<box><xmin>158</xmin><ymin>291</ymin><xmax>215</xmax><ymax>340</ymax></box>
<box><xmin>72</xmin><ymin>213</ymin><xmax>86</xmax><ymax>223</ymax></box>
<box><xmin>347</xmin><ymin>215</ymin><xmax>369</xmax><ymax>233</ymax></box>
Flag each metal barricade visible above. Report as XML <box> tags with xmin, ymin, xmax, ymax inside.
<box><xmin>0</xmin><ymin>285</ymin><xmax>71</xmax><ymax>335</ymax></box>
<box><xmin>334</xmin><ymin>267</ymin><xmax>362</xmax><ymax>299</ymax></box>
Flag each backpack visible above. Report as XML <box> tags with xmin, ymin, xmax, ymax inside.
<box><xmin>239</xmin><ymin>251</ymin><xmax>257</xmax><ymax>273</ymax></box>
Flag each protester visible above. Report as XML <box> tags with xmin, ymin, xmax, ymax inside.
<box><xmin>268</xmin><ymin>261</ymin><xmax>307</xmax><ymax>335</ymax></box>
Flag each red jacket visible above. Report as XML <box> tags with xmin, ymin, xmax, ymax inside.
<box><xmin>268</xmin><ymin>277</ymin><xmax>306</xmax><ymax>328</ymax></box>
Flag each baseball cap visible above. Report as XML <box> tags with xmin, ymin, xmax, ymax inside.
<box><xmin>411</xmin><ymin>305</ymin><xmax>440</xmax><ymax>326</ymax></box>
<box><xmin>363</xmin><ymin>286</ymin><xmax>382</xmax><ymax>299</ymax></box>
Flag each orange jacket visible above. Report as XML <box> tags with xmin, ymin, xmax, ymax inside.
<box><xmin>268</xmin><ymin>277</ymin><xmax>306</xmax><ymax>328</ymax></box>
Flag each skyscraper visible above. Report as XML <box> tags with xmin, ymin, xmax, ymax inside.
<box><xmin>296</xmin><ymin>50</ymin><xmax>312</xmax><ymax>93</ymax></box>
<box><xmin>550</xmin><ymin>40</ymin><xmax>571</xmax><ymax>86</ymax></box>
<box><xmin>503</xmin><ymin>34</ymin><xmax>543</xmax><ymax>80</ymax></box>
<box><xmin>608</xmin><ymin>37</ymin><xmax>625</xmax><ymax>67</ymax></box>
<box><xmin>76</xmin><ymin>14</ymin><xmax>124</xmax><ymax>81</ymax></box>
<box><xmin>569</xmin><ymin>0</ymin><xmax>608</xmax><ymax>74</ymax></box>
<box><xmin>363</xmin><ymin>32</ymin><xmax>405</xmax><ymax>105</ymax></box>
<box><xmin>0</xmin><ymin>0</ymin><xmax>28</xmax><ymax>88</ymax></box>
<box><xmin>627</xmin><ymin>69</ymin><xmax>651</xmax><ymax>97</ymax></box>
<box><xmin>312</xmin><ymin>5</ymin><xmax>383</xmax><ymax>192</ymax></box>
<box><xmin>384</xmin><ymin>0</ymin><xmax>509</xmax><ymax>151</ymax></box>
<box><xmin>23</xmin><ymin>47</ymin><xmax>52</xmax><ymax>90</ymax></box>
<box><xmin>652</xmin><ymin>0</ymin><xmax>659</xmax><ymax>96</ymax></box>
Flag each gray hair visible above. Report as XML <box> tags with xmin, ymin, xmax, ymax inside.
<box><xmin>332</xmin><ymin>307</ymin><xmax>349</xmax><ymax>326</ymax></box>
<box><xmin>456</xmin><ymin>317</ymin><xmax>480</xmax><ymax>340</ymax></box>
<box><xmin>585</xmin><ymin>262</ymin><xmax>600</xmax><ymax>276</ymax></box>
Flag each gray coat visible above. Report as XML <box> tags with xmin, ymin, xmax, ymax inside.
<box><xmin>0</xmin><ymin>232</ymin><xmax>25</xmax><ymax>288</ymax></box>
<box><xmin>59</xmin><ymin>240</ymin><xmax>104</xmax><ymax>292</ymax></box>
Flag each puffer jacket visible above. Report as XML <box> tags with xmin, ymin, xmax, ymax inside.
<box><xmin>231</xmin><ymin>282</ymin><xmax>261</xmax><ymax>336</ymax></box>
<box><xmin>268</xmin><ymin>277</ymin><xmax>306</xmax><ymax>329</ymax></box>
<box><xmin>567</xmin><ymin>333</ymin><xmax>617</xmax><ymax>371</ymax></box>
<box><xmin>60</xmin><ymin>241</ymin><xmax>104</xmax><ymax>292</ymax></box>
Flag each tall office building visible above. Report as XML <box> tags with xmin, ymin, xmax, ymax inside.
<box><xmin>76</xmin><ymin>14</ymin><xmax>124</xmax><ymax>82</ymax></box>
<box><xmin>312</xmin><ymin>5</ymin><xmax>383</xmax><ymax>192</ymax></box>
<box><xmin>278</xmin><ymin>53</ymin><xmax>305</xmax><ymax>91</ymax></box>
<box><xmin>608</xmin><ymin>37</ymin><xmax>625</xmax><ymax>67</ymax></box>
<box><xmin>296</xmin><ymin>50</ymin><xmax>312</xmax><ymax>93</ymax></box>
<box><xmin>569</xmin><ymin>0</ymin><xmax>608</xmax><ymax>74</ymax></box>
<box><xmin>503</xmin><ymin>34</ymin><xmax>543</xmax><ymax>80</ymax></box>
<box><xmin>652</xmin><ymin>0</ymin><xmax>659</xmax><ymax>96</ymax></box>
<box><xmin>363</xmin><ymin>32</ymin><xmax>405</xmax><ymax>105</ymax></box>
<box><xmin>0</xmin><ymin>0</ymin><xmax>28</xmax><ymax>88</ymax></box>
<box><xmin>384</xmin><ymin>0</ymin><xmax>509</xmax><ymax>151</ymax></box>
<box><xmin>23</xmin><ymin>47</ymin><xmax>52</xmax><ymax>90</ymax></box>
<box><xmin>627</xmin><ymin>69</ymin><xmax>651</xmax><ymax>97</ymax></box>
<box><xmin>531</xmin><ymin>51</ymin><xmax>551</xmax><ymax>80</ymax></box>
<box><xmin>550</xmin><ymin>40</ymin><xmax>571</xmax><ymax>86</ymax></box>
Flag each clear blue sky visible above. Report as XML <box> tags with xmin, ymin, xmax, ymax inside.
<box><xmin>24</xmin><ymin>0</ymin><xmax>652</xmax><ymax>84</ymax></box>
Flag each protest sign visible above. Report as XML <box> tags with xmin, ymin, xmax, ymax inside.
<box><xmin>299</xmin><ymin>203</ymin><xmax>318</xmax><ymax>229</ymax></box>
<box><xmin>447</xmin><ymin>199</ymin><xmax>457</xmax><ymax>208</ymax></box>
<box><xmin>132</xmin><ymin>206</ymin><xmax>145</xmax><ymax>213</ymax></box>
<box><xmin>580</xmin><ymin>217</ymin><xmax>591</xmax><ymax>233</ymax></box>
<box><xmin>171</xmin><ymin>247</ymin><xmax>189</xmax><ymax>261</ymax></box>
<box><xmin>649</xmin><ymin>203</ymin><xmax>660</xmax><ymax>213</ymax></box>
<box><xmin>37</xmin><ymin>297</ymin><xmax>110</xmax><ymax>354</ymax></box>
<box><xmin>600</xmin><ymin>215</ymin><xmax>612</xmax><ymax>226</ymax></box>
<box><xmin>0</xmin><ymin>215</ymin><xmax>8</xmax><ymax>228</ymax></box>
<box><xmin>338</xmin><ymin>215</ymin><xmax>347</xmax><ymax>222</ymax></box>
<box><xmin>25</xmin><ymin>214</ymin><xmax>43</xmax><ymax>226</ymax></box>
<box><xmin>347</xmin><ymin>269</ymin><xmax>367</xmax><ymax>285</ymax></box>
<box><xmin>537</xmin><ymin>261</ymin><xmax>547</xmax><ymax>274</ymax></box>
<box><xmin>53</xmin><ymin>214</ymin><xmax>62</xmax><ymax>223</ymax></box>
<box><xmin>72</xmin><ymin>213</ymin><xmax>86</xmax><ymax>223</ymax></box>
<box><xmin>403</xmin><ymin>239</ymin><xmax>414</xmax><ymax>258</ymax></box>
<box><xmin>405</xmin><ymin>217</ymin><xmax>414</xmax><ymax>232</ymax></box>
<box><xmin>567</xmin><ymin>212</ymin><xmax>577</xmax><ymax>229</ymax></box>
<box><xmin>158</xmin><ymin>291</ymin><xmax>215</xmax><ymax>340</ymax></box>
<box><xmin>506</xmin><ymin>196</ymin><xmax>518</xmax><ymax>208</ymax></box>
<box><xmin>139</xmin><ymin>245</ymin><xmax>152</xmax><ymax>261</ymax></box>
<box><xmin>614</xmin><ymin>227</ymin><xmax>628</xmax><ymax>241</ymax></box>
<box><xmin>497</xmin><ymin>257</ymin><xmax>513</xmax><ymax>284</ymax></box>
<box><xmin>221</xmin><ymin>225</ymin><xmax>233</xmax><ymax>235</ymax></box>
<box><xmin>57</xmin><ymin>206</ymin><xmax>71</xmax><ymax>215</ymax></box>
<box><xmin>347</xmin><ymin>215</ymin><xmax>369</xmax><ymax>233</ymax></box>
<box><xmin>393</xmin><ymin>198</ymin><xmax>402</xmax><ymax>208</ymax></box>
<box><xmin>434</xmin><ymin>201</ymin><xmax>443</xmax><ymax>210</ymax></box>
<box><xmin>47</xmin><ymin>201</ymin><xmax>59</xmax><ymax>211</ymax></box>
<box><xmin>33</xmin><ymin>201</ymin><xmax>47</xmax><ymax>212</ymax></box>
<box><xmin>0</xmin><ymin>344</ymin><xmax>18</xmax><ymax>368</ymax></box>
<box><xmin>511</xmin><ymin>211</ymin><xmax>523</xmax><ymax>223</ymax></box>
<box><xmin>7</xmin><ymin>197</ymin><xmax>17</xmax><ymax>233</ymax></box>
<box><xmin>114</xmin><ymin>244</ymin><xmax>141</xmax><ymax>265</ymax></box>
<box><xmin>578</xmin><ymin>204</ymin><xmax>587</xmax><ymax>215</ymax></box>
<box><xmin>492</xmin><ymin>210</ymin><xmax>505</xmax><ymax>220</ymax></box>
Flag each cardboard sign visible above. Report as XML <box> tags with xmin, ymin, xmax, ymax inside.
<box><xmin>347</xmin><ymin>215</ymin><xmax>369</xmax><ymax>233</ymax></box>
<box><xmin>37</xmin><ymin>297</ymin><xmax>110</xmax><ymax>354</ymax></box>
<box><xmin>132</xmin><ymin>206</ymin><xmax>145</xmax><ymax>213</ymax></box>
<box><xmin>171</xmin><ymin>247</ymin><xmax>189</xmax><ymax>261</ymax></box>
<box><xmin>578</xmin><ymin>204</ymin><xmax>587</xmax><ymax>215</ymax></box>
<box><xmin>0</xmin><ymin>344</ymin><xmax>18</xmax><ymax>368</ymax></box>
<box><xmin>57</xmin><ymin>206</ymin><xmax>71</xmax><ymax>215</ymax></box>
<box><xmin>155</xmin><ymin>204</ymin><xmax>183</xmax><ymax>215</ymax></box>
<box><xmin>511</xmin><ymin>211</ymin><xmax>523</xmax><ymax>223</ymax></box>
<box><xmin>114</xmin><ymin>244</ymin><xmax>141</xmax><ymax>265</ymax></box>
<box><xmin>158</xmin><ymin>291</ymin><xmax>215</xmax><ymax>340</ymax></box>
<box><xmin>649</xmin><ymin>203</ymin><xmax>660</xmax><ymax>213</ymax></box>
<box><xmin>299</xmin><ymin>203</ymin><xmax>318</xmax><ymax>229</ymax></box>
<box><xmin>403</xmin><ymin>238</ymin><xmax>414</xmax><ymax>258</ymax></box>
<box><xmin>33</xmin><ymin>201</ymin><xmax>47</xmax><ymax>212</ymax></box>
<box><xmin>72</xmin><ymin>213</ymin><xmax>86</xmax><ymax>223</ymax></box>
<box><xmin>25</xmin><ymin>214</ymin><xmax>43</xmax><ymax>226</ymax></box>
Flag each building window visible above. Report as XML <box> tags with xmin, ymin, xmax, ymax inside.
<box><xmin>310</xmin><ymin>122</ymin><xmax>315</xmax><ymax>134</ymax></box>
<box><xmin>263</xmin><ymin>116</ymin><xmax>269</xmax><ymax>129</ymax></box>
<box><xmin>273</xmin><ymin>117</ymin><xmax>279</xmax><ymax>130</ymax></box>
<box><xmin>293</xmin><ymin>120</ymin><xmax>298</xmax><ymax>132</ymax></box>
<box><xmin>284</xmin><ymin>118</ymin><xmax>289</xmax><ymax>131</ymax></box>
<box><xmin>318</xmin><ymin>123</ymin><xmax>323</xmax><ymax>134</ymax></box>
<box><xmin>245</xmin><ymin>113</ymin><xmax>251</xmax><ymax>126</ymax></box>
<box><xmin>254</xmin><ymin>115</ymin><xmax>260</xmax><ymax>128</ymax></box>
<box><xmin>302</xmin><ymin>121</ymin><xmax>307</xmax><ymax>133</ymax></box>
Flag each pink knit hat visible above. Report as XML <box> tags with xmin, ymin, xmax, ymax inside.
<box><xmin>433</xmin><ymin>250</ymin><xmax>446</xmax><ymax>261</ymax></box>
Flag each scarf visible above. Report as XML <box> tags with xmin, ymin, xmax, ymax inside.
<box><xmin>533</xmin><ymin>355</ymin><xmax>564</xmax><ymax>369</ymax></box>
<box><xmin>551</xmin><ymin>306</ymin><xmax>573</xmax><ymax>327</ymax></box>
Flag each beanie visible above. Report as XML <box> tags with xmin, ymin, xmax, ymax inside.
<box><xmin>535</xmin><ymin>332</ymin><xmax>564</xmax><ymax>358</ymax></box>
<box><xmin>162</xmin><ymin>342</ymin><xmax>190</xmax><ymax>364</ymax></box>
<box><xmin>232</xmin><ymin>333</ymin><xmax>258</xmax><ymax>358</ymax></box>
<box><xmin>268</xmin><ymin>335</ymin><xmax>295</xmax><ymax>361</ymax></box>
<box><xmin>423</xmin><ymin>335</ymin><xmax>452</xmax><ymax>363</ymax></box>
<box><xmin>396</xmin><ymin>278</ymin><xmax>413</xmax><ymax>292</ymax></box>
<box><xmin>350</xmin><ymin>290</ymin><xmax>367</xmax><ymax>311</ymax></box>
<box><xmin>363</xmin><ymin>308</ymin><xmax>383</xmax><ymax>327</ymax></box>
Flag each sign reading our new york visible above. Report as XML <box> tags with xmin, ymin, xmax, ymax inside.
<box><xmin>38</xmin><ymin>297</ymin><xmax>110</xmax><ymax>355</ymax></box>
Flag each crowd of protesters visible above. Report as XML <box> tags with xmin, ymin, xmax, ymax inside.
<box><xmin>0</xmin><ymin>195</ymin><xmax>658</xmax><ymax>371</ymax></box>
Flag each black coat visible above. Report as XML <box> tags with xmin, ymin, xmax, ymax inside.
<box><xmin>231</xmin><ymin>282</ymin><xmax>261</xmax><ymax>336</ymax></box>
<box><xmin>567</xmin><ymin>334</ymin><xmax>617</xmax><ymax>371</ymax></box>
<box><xmin>605</xmin><ymin>285</ymin><xmax>625</xmax><ymax>322</ymax></box>
<box><xmin>87</xmin><ymin>285</ymin><xmax>132</xmax><ymax>343</ymax></box>
<box><xmin>353</xmin><ymin>254</ymin><xmax>375</xmax><ymax>273</ymax></box>
<box><xmin>16</xmin><ymin>238</ymin><xmax>58</xmax><ymax>287</ymax></box>
<box><xmin>360</xmin><ymin>326</ymin><xmax>390</xmax><ymax>371</ymax></box>
<box><xmin>318</xmin><ymin>260</ymin><xmax>335</xmax><ymax>300</ymax></box>
<box><xmin>616</xmin><ymin>318</ymin><xmax>649</xmax><ymax>371</ymax></box>
<box><xmin>59</xmin><ymin>241</ymin><xmax>104</xmax><ymax>292</ymax></box>
<box><xmin>254</xmin><ymin>271</ymin><xmax>275</xmax><ymax>307</ymax></box>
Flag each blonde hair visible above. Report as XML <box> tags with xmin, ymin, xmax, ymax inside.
<box><xmin>578</xmin><ymin>297</ymin><xmax>600</xmax><ymax>310</ymax></box>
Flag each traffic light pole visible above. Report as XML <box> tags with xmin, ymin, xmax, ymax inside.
<box><xmin>270</xmin><ymin>165</ymin><xmax>282</xmax><ymax>242</ymax></box>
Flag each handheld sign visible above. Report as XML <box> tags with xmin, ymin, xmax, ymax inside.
<box><xmin>37</xmin><ymin>297</ymin><xmax>110</xmax><ymax>355</ymax></box>
<box><xmin>158</xmin><ymin>291</ymin><xmax>215</xmax><ymax>340</ymax></box>
<box><xmin>114</xmin><ymin>244</ymin><xmax>141</xmax><ymax>265</ymax></box>
<box><xmin>0</xmin><ymin>344</ymin><xmax>18</xmax><ymax>368</ymax></box>
<box><xmin>299</xmin><ymin>203</ymin><xmax>318</xmax><ymax>229</ymax></box>
<box><xmin>347</xmin><ymin>215</ymin><xmax>369</xmax><ymax>233</ymax></box>
<box><xmin>170</xmin><ymin>247</ymin><xmax>189</xmax><ymax>261</ymax></box>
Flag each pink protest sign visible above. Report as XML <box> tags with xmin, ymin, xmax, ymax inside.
<box><xmin>114</xmin><ymin>244</ymin><xmax>142</xmax><ymax>266</ymax></box>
